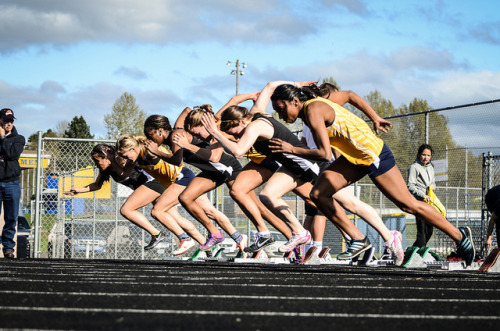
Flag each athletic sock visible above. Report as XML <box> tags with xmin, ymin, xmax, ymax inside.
<box><xmin>178</xmin><ymin>232</ymin><xmax>190</xmax><ymax>241</ymax></box>
<box><xmin>258</xmin><ymin>231</ymin><xmax>271</xmax><ymax>238</ymax></box>
<box><xmin>312</xmin><ymin>241</ymin><xmax>323</xmax><ymax>250</ymax></box>
<box><xmin>230</xmin><ymin>231</ymin><xmax>243</xmax><ymax>244</ymax></box>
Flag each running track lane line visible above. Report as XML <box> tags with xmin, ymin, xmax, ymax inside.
<box><xmin>0</xmin><ymin>306</ymin><xmax>499</xmax><ymax>320</ymax></box>
<box><xmin>1</xmin><ymin>290</ymin><xmax>500</xmax><ymax>303</ymax></box>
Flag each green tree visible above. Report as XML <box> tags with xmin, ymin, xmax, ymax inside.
<box><xmin>104</xmin><ymin>92</ymin><xmax>147</xmax><ymax>139</ymax></box>
<box><xmin>64</xmin><ymin>116</ymin><xmax>94</xmax><ymax>139</ymax></box>
<box><xmin>26</xmin><ymin>129</ymin><xmax>58</xmax><ymax>150</ymax></box>
<box><xmin>321</xmin><ymin>77</ymin><xmax>341</xmax><ymax>90</ymax></box>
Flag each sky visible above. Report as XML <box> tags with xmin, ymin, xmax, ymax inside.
<box><xmin>1</xmin><ymin>0</ymin><xmax>499</xmax><ymax>140</ymax></box>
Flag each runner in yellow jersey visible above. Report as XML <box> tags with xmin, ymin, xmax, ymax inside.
<box><xmin>268</xmin><ymin>82</ymin><xmax>476</xmax><ymax>266</ymax></box>
<box><xmin>116</xmin><ymin>134</ymin><xmax>206</xmax><ymax>256</ymax></box>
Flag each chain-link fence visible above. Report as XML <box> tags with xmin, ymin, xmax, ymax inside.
<box><xmin>25</xmin><ymin>99</ymin><xmax>500</xmax><ymax>259</ymax></box>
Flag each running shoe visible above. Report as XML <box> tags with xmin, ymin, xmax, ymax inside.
<box><xmin>144</xmin><ymin>232</ymin><xmax>166</xmax><ymax>251</ymax></box>
<box><xmin>293</xmin><ymin>244</ymin><xmax>305</xmax><ymax>264</ymax></box>
<box><xmin>383</xmin><ymin>231</ymin><xmax>405</xmax><ymax>266</ymax></box>
<box><xmin>199</xmin><ymin>231</ymin><xmax>225</xmax><ymax>251</ymax></box>
<box><xmin>278</xmin><ymin>231</ymin><xmax>312</xmax><ymax>253</ymax></box>
<box><xmin>173</xmin><ymin>238</ymin><xmax>196</xmax><ymax>256</ymax></box>
<box><xmin>337</xmin><ymin>236</ymin><xmax>372</xmax><ymax>260</ymax></box>
<box><xmin>457</xmin><ymin>226</ymin><xmax>476</xmax><ymax>266</ymax></box>
<box><xmin>244</xmin><ymin>234</ymin><xmax>275</xmax><ymax>253</ymax></box>
<box><xmin>236</xmin><ymin>234</ymin><xmax>248</xmax><ymax>258</ymax></box>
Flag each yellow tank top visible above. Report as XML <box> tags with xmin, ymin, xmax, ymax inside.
<box><xmin>303</xmin><ymin>97</ymin><xmax>384</xmax><ymax>166</ymax></box>
<box><xmin>139</xmin><ymin>145</ymin><xmax>183</xmax><ymax>187</ymax></box>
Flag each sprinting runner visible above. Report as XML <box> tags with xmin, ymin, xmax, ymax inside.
<box><xmin>64</xmin><ymin>144</ymin><xmax>168</xmax><ymax>251</ymax></box>
<box><xmin>213</xmin><ymin>93</ymin><xmax>293</xmax><ymax>252</ymax></box>
<box><xmin>202</xmin><ymin>102</ymin><xmax>328</xmax><ymax>253</ymax></box>
<box><xmin>269</xmin><ymin>83</ymin><xmax>476</xmax><ymax>266</ymax></box>
<box><xmin>115</xmin><ymin>134</ymin><xmax>206</xmax><ymax>255</ymax></box>
<box><xmin>143</xmin><ymin>111</ymin><xmax>247</xmax><ymax>255</ymax></box>
<box><xmin>282</xmin><ymin>82</ymin><xmax>404</xmax><ymax>264</ymax></box>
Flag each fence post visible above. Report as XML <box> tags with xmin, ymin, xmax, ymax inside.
<box><xmin>425</xmin><ymin>111</ymin><xmax>429</xmax><ymax>144</ymax></box>
<box><xmin>34</xmin><ymin>131</ymin><xmax>43</xmax><ymax>258</ymax></box>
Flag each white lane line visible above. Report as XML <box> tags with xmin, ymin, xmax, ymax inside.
<box><xmin>0</xmin><ymin>278</ymin><xmax>498</xmax><ymax>292</ymax></box>
<box><xmin>2</xmin><ymin>264</ymin><xmax>490</xmax><ymax>278</ymax></box>
<box><xmin>0</xmin><ymin>271</ymin><xmax>496</xmax><ymax>284</ymax></box>
<box><xmin>1</xmin><ymin>290</ymin><xmax>499</xmax><ymax>304</ymax></box>
<box><xmin>0</xmin><ymin>306</ymin><xmax>498</xmax><ymax>320</ymax></box>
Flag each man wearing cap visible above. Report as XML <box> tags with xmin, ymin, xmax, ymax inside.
<box><xmin>0</xmin><ymin>108</ymin><xmax>25</xmax><ymax>259</ymax></box>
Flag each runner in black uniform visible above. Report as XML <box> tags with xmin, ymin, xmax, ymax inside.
<box><xmin>63</xmin><ymin>143</ymin><xmax>168</xmax><ymax>250</ymax></box>
<box><xmin>144</xmin><ymin>111</ymin><xmax>247</xmax><ymax>254</ymax></box>
<box><xmin>203</xmin><ymin>103</ymin><xmax>320</xmax><ymax>253</ymax></box>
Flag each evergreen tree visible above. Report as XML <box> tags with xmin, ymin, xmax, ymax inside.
<box><xmin>64</xmin><ymin>116</ymin><xmax>94</xmax><ymax>139</ymax></box>
<box><xmin>104</xmin><ymin>92</ymin><xmax>147</xmax><ymax>139</ymax></box>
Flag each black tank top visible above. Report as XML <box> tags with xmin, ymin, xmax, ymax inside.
<box><xmin>105</xmin><ymin>165</ymin><xmax>154</xmax><ymax>190</ymax></box>
<box><xmin>166</xmin><ymin>131</ymin><xmax>242</xmax><ymax>179</ymax></box>
<box><xmin>252</xmin><ymin>113</ymin><xmax>322</xmax><ymax>182</ymax></box>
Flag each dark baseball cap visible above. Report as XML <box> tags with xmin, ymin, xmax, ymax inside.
<box><xmin>0</xmin><ymin>108</ymin><xmax>15</xmax><ymax>121</ymax></box>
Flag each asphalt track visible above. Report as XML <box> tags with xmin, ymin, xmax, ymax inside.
<box><xmin>0</xmin><ymin>258</ymin><xmax>499</xmax><ymax>330</ymax></box>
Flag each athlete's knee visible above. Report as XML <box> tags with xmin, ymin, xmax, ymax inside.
<box><xmin>119</xmin><ymin>206</ymin><xmax>129</xmax><ymax>218</ymax></box>
<box><xmin>309</xmin><ymin>187</ymin><xmax>322</xmax><ymax>205</ymax></box>
<box><xmin>397</xmin><ymin>199</ymin><xmax>419</xmax><ymax>214</ymax></box>
<box><xmin>150</xmin><ymin>207</ymin><xmax>162</xmax><ymax>220</ymax></box>
<box><xmin>179</xmin><ymin>191</ymin><xmax>196</xmax><ymax>207</ymax></box>
<box><xmin>229</xmin><ymin>187</ymin><xmax>245</xmax><ymax>201</ymax></box>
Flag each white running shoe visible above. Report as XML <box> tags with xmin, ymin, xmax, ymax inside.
<box><xmin>236</xmin><ymin>234</ymin><xmax>248</xmax><ymax>258</ymax></box>
<box><xmin>173</xmin><ymin>239</ymin><xmax>196</xmax><ymax>256</ymax></box>
<box><xmin>384</xmin><ymin>231</ymin><xmax>405</xmax><ymax>266</ymax></box>
<box><xmin>278</xmin><ymin>231</ymin><xmax>312</xmax><ymax>253</ymax></box>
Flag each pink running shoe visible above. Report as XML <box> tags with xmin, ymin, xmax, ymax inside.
<box><xmin>199</xmin><ymin>231</ymin><xmax>225</xmax><ymax>251</ymax></box>
<box><xmin>278</xmin><ymin>231</ymin><xmax>311</xmax><ymax>253</ymax></box>
<box><xmin>384</xmin><ymin>231</ymin><xmax>405</xmax><ymax>266</ymax></box>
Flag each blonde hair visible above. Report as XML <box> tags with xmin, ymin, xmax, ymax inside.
<box><xmin>184</xmin><ymin>104</ymin><xmax>213</xmax><ymax>132</ymax></box>
<box><xmin>116</xmin><ymin>134</ymin><xmax>146</xmax><ymax>154</ymax></box>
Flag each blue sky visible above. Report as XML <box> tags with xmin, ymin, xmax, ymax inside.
<box><xmin>1</xmin><ymin>0</ymin><xmax>499</xmax><ymax>140</ymax></box>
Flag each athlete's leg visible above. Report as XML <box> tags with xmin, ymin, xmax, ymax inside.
<box><xmin>179</xmin><ymin>176</ymin><xmax>238</xmax><ymax>236</ymax></box>
<box><xmin>230</xmin><ymin>161</ymin><xmax>291</xmax><ymax>238</ymax></box>
<box><xmin>259</xmin><ymin>169</ymin><xmax>305</xmax><ymax>234</ymax></box>
<box><xmin>179</xmin><ymin>177</ymin><xmax>222</xmax><ymax>234</ymax></box>
<box><xmin>151</xmin><ymin>183</ymin><xmax>205</xmax><ymax>244</ymax></box>
<box><xmin>333</xmin><ymin>187</ymin><xmax>392</xmax><ymax>241</ymax></box>
<box><xmin>371</xmin><ymin>165</ymin><xmax>462</xmax><ymax>241</ymax></box>
<box><xmin>309</xmin><ymin>158</ymin><xmax>366</xmax><ymax>240</ymax></box>
<box><xmin>120</xmin><ymin>186</ymin><xmax>161</xmax><ymax>235</ymax></box>
<box><xmin>166</xmin><ymin>206</ymin><xmax>206</xmax><ymax>245</ymax></box>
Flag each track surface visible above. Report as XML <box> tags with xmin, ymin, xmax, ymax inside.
<box><xmin>0</xmin><ymin>258</ymin><xmax>499</xmax><ymax>330</ymax></box>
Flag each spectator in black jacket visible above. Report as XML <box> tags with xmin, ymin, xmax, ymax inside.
<box><xmin>0</xmin><ymin>108</ymin><xmax>25</xmax><ymax>259</ymax></box>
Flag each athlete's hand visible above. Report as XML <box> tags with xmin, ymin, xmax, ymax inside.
<box><xmin>249</xmin><ymin>91</ymin><xmax>261</xmax><ymax>102</ymax></box>
<box><xmin>145</xmin><ymin>140</ymin><xmax>160</xmax><ymax>156</ymax></box>
<box><xmin>64</xmin><ymin>188</ymin><xmax>79</xmax><ymax>196</ymax></box>
<box><xmin>298</xmin><ymin>81</ymin><xmax>318</xmax><ymax>87</ymax></box>
<box><xmin>269</xmin><ymin>138</ymin><xmax>294</xmax><ymax>154</ymax></box>
<box><xmin>172</xmin><ymin>132</ymin><xmax>190</xmax><ymax>148</ymax></box>
<box><xmin>485</xmin><ymin>236</ymin><xmax>492</xmax><ymax>252</ymax></box>
<box><xmin>373</xmin><ymin>117</ymin><xmax>392</xmax><ymax>134</ymax></box>
<box><xmin>201</xmin><ymin>113</ymin><xmax>218</xmax><ymax>135</ymax></box>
